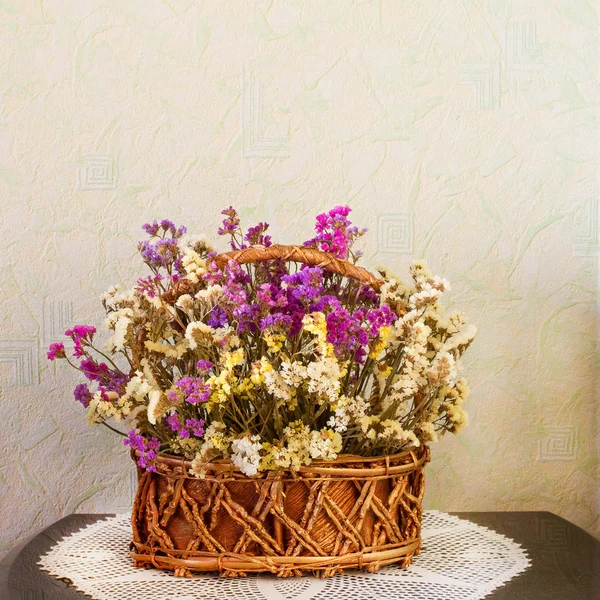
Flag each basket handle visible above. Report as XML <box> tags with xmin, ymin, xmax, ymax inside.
<box><xmin>213</xmin><ymin>244</ymin><xmax>383</xmax><ymax>292</ymax></box>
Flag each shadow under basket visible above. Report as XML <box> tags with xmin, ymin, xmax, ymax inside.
<box><xmin>129</xmin><ymin>445</ymin><xmax>430</xmax><ymax>578</ymax></box>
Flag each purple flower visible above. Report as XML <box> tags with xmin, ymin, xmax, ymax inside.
<box><xmin>142</xmin><ymin>220</ymin><xmax>186</xmax><ymax>239</ymax></box>
<box><xmin>218</xmin><ymin>206</ymin><xmax>241</xmax><ymax>245</ymax></box>
<box><xmin>47</xmin><ymin>342</ymin><xmax>65</xmax><ymax>361</ymax></box>
<box><xmin>139</xmin><ymin>238</ymin><xmax>179</xmax><ymax>269</ymax></box>
<box><xmin>260</xmin><ymin>313</ymin><xmax>294</xmax><ymax>330</ymax></box>
<box><xmin>365</xmin><ymin>304</ymin><xmax>395</xmax><ymax>337</ymax></box>
<box><xmin>244</xmin><ymin>222</ymin><xmax>272</xmax><ymax>247</ymax></box>
<box><xmin>74</xmin><ymin>383</ymin><xmax>91</xmax><ymax>407</ymax></box>
<box><xmin>185</xmin><ymin>418</ymin><xmax>205</xmax><ymax>437</ymax></box>
<box><xmin>142</xmin><ymin>220</ymin><xmax>160</xmax><ymax>236</ymax></box>
<box><xmin>206</xmin><ymin>307</ymin><xmax>228</xmax><ymax>328</ymax></box>
<box><xmin>175</xmin><ymin>377</ymin><xmax>210</xmax><ymax>404</ymax></box>
<box><xmin>282</xmin><ymin>267</ymin><xmax>324</xmax><ymax>303</ymax></box>
<box><xmin>124</xmin><ymin>430</ymin><xmax>160</xmax><ymax>472</ymax></box>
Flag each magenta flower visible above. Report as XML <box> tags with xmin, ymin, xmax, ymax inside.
<box><xmin>166</xmin><ymin>412</ymin><xmax>182</xmax><ymax>432</ymax></box>
<box><xmin>185</xmin><ymin>418</ymin><xmax>205</xmax><ymax>437</ymax></box>
<box><xmin>65</xmin><ymin>325</ymin><xmax>96</xmax><ymax>358</ymax></box>
<box><xmin>304</xmin><ymin>205</ymin><xmax>366</xmax><ymax>259</ymax></box>
<box><xmin>47</xmin><ymin>342</ymin><xmax>65</xmax><ymax>361</ymax></box>
<box><xmin>165</xmin><ymin>411</ymin><xmax>201</xmax><ymax>439</ymax></box>
<box><xmin>135</xmin><ymin>273</ymin><xmax>164</xmax><ymax>298</ymax></box>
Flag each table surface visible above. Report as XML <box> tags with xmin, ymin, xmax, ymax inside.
<box><xmin>1</xmin><ymin>512</ymin><xmax>598</xmax><ymax>600</ymax></box>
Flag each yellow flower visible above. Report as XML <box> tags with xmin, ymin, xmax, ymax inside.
<box><xmin>264</xmin><ymin>333</ymin><xmax>286</xmax><ymax>353</ymax></box>
<box><xmin>378</xmin><ymin>364</ymin><xmax>393</xmax><ymax>377</ymax></box>
<box><xmin>233</xmin><ymin>377</ymin><xmax>255</xmax><ymax>396</ymax></box>
<box><xmin>224</xmin><ymin>348</ymin><xmax>244</xmax><ymax>369</ymax></box>
<box><xmin>369</xmin><ymin>326</ymin><xmax>391</xmax><ymax>358</ymax></box>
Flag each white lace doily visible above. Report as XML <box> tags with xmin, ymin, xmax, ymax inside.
<box><xmin>39</xmin><ymin>511</ymin><xmax>530</xmax><ymax>600</ymax></box>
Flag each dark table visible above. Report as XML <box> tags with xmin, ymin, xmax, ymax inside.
<box><xmin>1</xmin><ymin>512</ymin><xmax>598</xmax><ymax>599</ymax></box>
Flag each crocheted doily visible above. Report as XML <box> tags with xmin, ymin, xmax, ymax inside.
<box><xmin>39</xmin><ymin>511</ymin><xmax>530</xmax><ymax>600</ymax></box>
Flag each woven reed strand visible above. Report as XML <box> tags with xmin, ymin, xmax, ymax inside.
<box><xmin>130</xmin><ymin>446</ymin><xmax>429</xmax><ymax>578</ymax></box>
<box><xmin>213</xmin><ymin>244</ymin><xmax>383</xmax><ymax>292</ymax></box>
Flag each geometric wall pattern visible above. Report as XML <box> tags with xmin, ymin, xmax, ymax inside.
<box><xmin>241</xmin><ymin>67</ymin><xmax>290</xmax><ymax>158</ymax></box>
<box><xmin>536</xmin><ymin>427</ymin><xmax>579</xmax><ymax>462</ymax></box>
<box><xmin>377</xmin><ymin>214</ymin><xmax>414</xmax><ymax>254</ymax></box>
<box><xmin>78</xmin><ymin>155</ymin><xmax>118</xmax><ymax>190</ymax></box>
<box><xmin>0</xmin><ymin>340</ymin><xmax>39</xmax><ymax>386</ymax></box>
<box><xmin>43</xmin><ymin>300</ymin><xmax>75</xmax><ymax>345</ymax></box>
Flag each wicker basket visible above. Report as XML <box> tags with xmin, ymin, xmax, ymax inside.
<box><xmin>129</xmin><ymin>243</ymin><xmax>430</xmax><ymax>577</ymax></box>
<box><xmin>130</xmin><ymin>445</ymin><xmax>430</xmax><ymax>577</ymax></box>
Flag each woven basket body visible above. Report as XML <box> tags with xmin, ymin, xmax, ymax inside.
<box><xmin>130</xmin><ymin>445</ymin><xmax>430</xmax><ymax>577</ymax></box>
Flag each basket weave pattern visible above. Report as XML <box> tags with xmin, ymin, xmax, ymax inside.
<box><xmin>130</xmin><ymin>446</ymin><xmax>430</xmax><ymax>577</ymax></box>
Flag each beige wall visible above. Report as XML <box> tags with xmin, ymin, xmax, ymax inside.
<box><xmin>0</xmin><ymin>0</ymin><xmax>598</xmax><ymax>556</ymax></box>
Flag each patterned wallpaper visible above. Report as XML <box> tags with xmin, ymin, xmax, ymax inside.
<box><xmin>0</xmin><ymin>1</ymin><xmax>598</xmax><ymax>557</ymax></box>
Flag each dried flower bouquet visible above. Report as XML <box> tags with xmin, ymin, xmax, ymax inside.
<box><xmin>48</xmin><ymin>206</ymin><xmax>476</xmax><ymax>478</ymax></box>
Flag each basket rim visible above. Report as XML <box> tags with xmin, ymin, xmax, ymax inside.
<box><xmin>129</xmin><ymin>537</ymin><xmax>421</xmax><ymax>573</ymax></box>
<box><xmin>133</xmin><ymin>443</ymin><xmax>429</xmax><ymax>478</ymax></box>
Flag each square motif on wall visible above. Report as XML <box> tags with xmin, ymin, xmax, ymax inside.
<box><xmin>573</xmin><ymin>197</ymin><xmax>599</xmax><ymax>257</ymax></box>
<box><xmin>78</xmin><ymin>155</ymin><xmax>118</xmax><ymax>190</ymax></box>
<box><xmin>43</xmin><ymin>299</ymin><xmax>74</xmax><ymax>345</ymax></box>
<box><xmin>0</xmin><ymin>339</ymin><xmax>39</xmax><ymax>386</ymax></box>
<box><xmin>536</xmin><ymin>426</ymin><xmax>578</xmax><ymax>461</ymax></box>
<box><xmin>377</xmin><ymin>214</ymin><xmax>413</xmax><ymax>254</ymax></box>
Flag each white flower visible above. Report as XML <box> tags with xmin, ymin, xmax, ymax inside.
<box><xmin>147</xmin><ymin>389</ymin><xmax>165</xmax><ymax>425</ymax></box>
<box><xmin>306</xmin><ymin>358</ymin><xmax>341</xmax><ymax>403</ymax></box>
<box><xmin>104</xmin><ymin>307</ymin><xmax>133</xmax><ymax>352</ymax></box>
<box><xmin>418</xmin><ymin>422</ymin><xmax>439</xmax><ymax>443</ymax></box>
<box><xmin>326</xmin><ymin>407</ymin><xmax>349</xmax><ymax>433</ymax></box>
<box><xmin>280</xmin><ymin>361</ymin><xmax>308</xmax><ymax>387</ymax></box>
<box><xmin>124</xmin><ymin>372</ymin><xmax>152</xmax><ymax>402</ymax></box>
<box><xmin>263</xmin><ymin>369</ymin><xmax>293</xmax><ymax>402</ymax></box>
<box><xmin>378</xmin><ymin>419</ymin><xmax>420</xmax><ymax>448</ymax></box>
<box><xmin>231</xmin><ymin>435</ymin><xmax>262</xmax><ymax>476</ymax></box>
<box><xmin>308</xmin><ymin>429</ymin><xmax>342</xmax><ymax>460</ymax></box>
<box><xmin>195</xmin><ymin>285</ymin><xmax>223</xmax><ymax>301</ymax></box>
<box><xmin>181</xmin><ymin>247</ymin><xmax>207</xmax><ymax>283</ymax></box>
<box><xmin>175</xmin><ymin>294</ymin><xmax>195</xmax><ymax>312</ymax></box>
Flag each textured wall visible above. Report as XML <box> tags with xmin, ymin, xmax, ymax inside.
<box><xmin>0</xmin><ymin>0</ymin><xmax>598</xmax><ymax>557</ymax></box>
